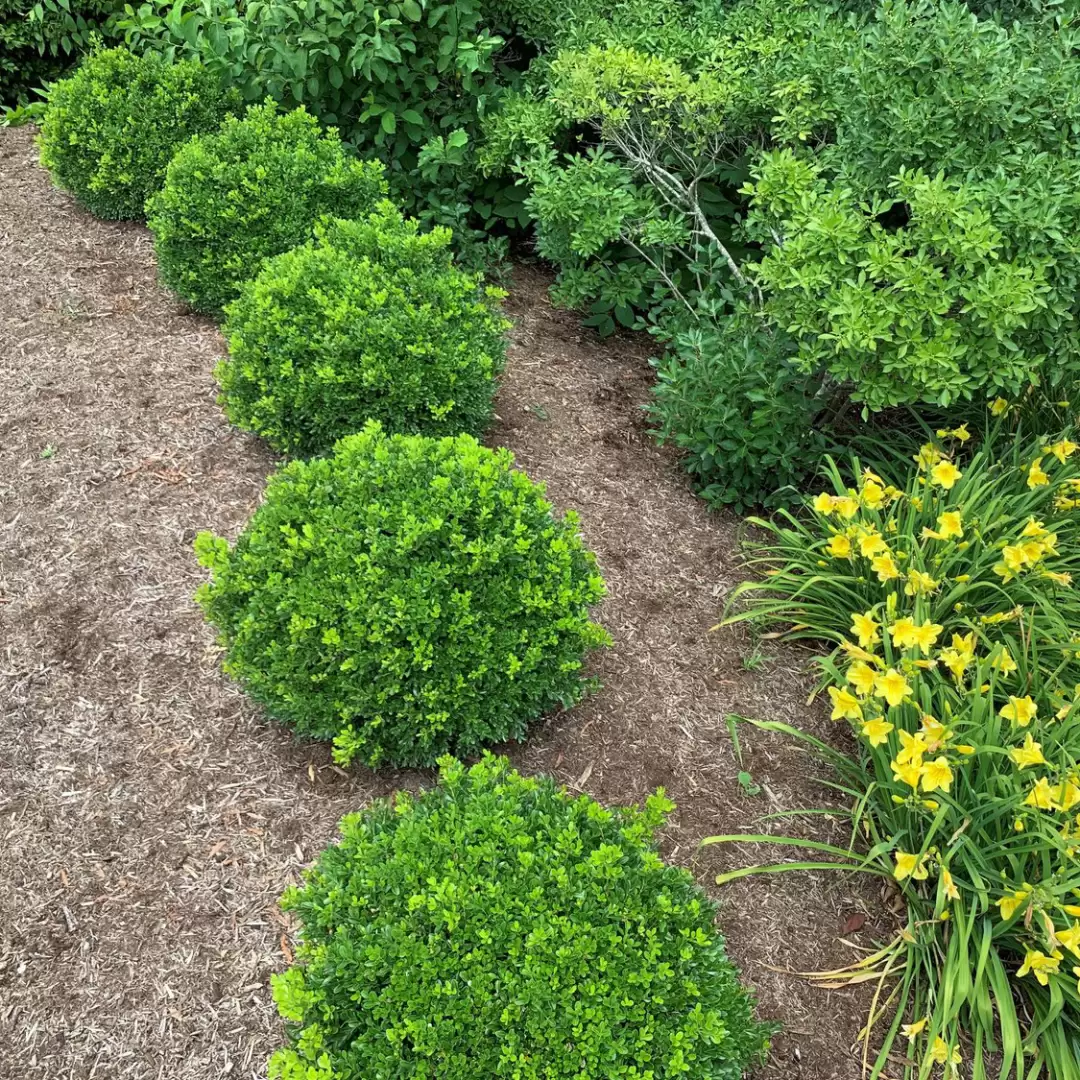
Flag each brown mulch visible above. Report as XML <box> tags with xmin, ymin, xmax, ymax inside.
<box><xmin>0</xmin><ymin>124</ymin><xmax>888</xmax><ymax>1080</ymax></box>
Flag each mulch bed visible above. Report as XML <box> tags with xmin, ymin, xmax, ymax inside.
<box><xmin>0</xmin><ymin>124</ymin><xmax>886</xmax><ymax>1080</ymax></box>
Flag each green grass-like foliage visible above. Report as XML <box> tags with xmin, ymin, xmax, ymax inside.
<box><xmin>145</xmin><ymin>100</ymin><xmax>386</xmax><ymax>315</ymax></box>
<box><xmin>194</xmin><ymin>422</ymin><xmax>610</xmax><ymax>767</ymax></box>
<box><xmin>37</xmin><ymin>47</ymin><xmax>236</xmax><ymax>220</ymax></box>
<box><xmin>217</xmin><ymin>202</ymin><xmax>510</xmax><ymax>455</ymax></box>
<box><xmin>269</xmin><ymin>754</ymin><xmax>772</xmax><ymax>1080</ymax></box>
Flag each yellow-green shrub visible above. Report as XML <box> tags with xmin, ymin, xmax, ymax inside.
<box><xmin>713</xmin><ymin>420</ymin><xmax>1080</xmax><ymax>1079</ymax></box>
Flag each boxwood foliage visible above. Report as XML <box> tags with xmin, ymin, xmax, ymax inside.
<box><xmin>217</xmin><ymin>202</ymin><xmax>510</xmax><ymax>455</ymax></box>
<box><xmin>37</xmin><ymin>47</ymin><xmax>237</xmax><ymax>220</ymax></box>
<box><xmin>194</xmin><ymin>422</ymin><xmax>609</xmax><ymax>767</ymax></box>
<box><xmin>269</xmin><ymin>754</ymin><xmax>773</xmax><ymax>1080</ymax></box>
<box><xmin>145</xmin><ymin>100</ymin><xmax>387</xmax><ymax>315</ymax></box>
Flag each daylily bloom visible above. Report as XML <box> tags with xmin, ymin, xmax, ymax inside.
<box><xmin>861</xmin><ymin>480</ymin><xmax>885</xmax><ymax>509</ymax></box>
<box><xmin>850</xmin><ymin>611</ymin><xmax>880</xmax><ymax>649</ymax></box>
<box><xmin>1055</xmin><ymin>922</ymin><xmax>1080</xmax><ymax>958</ymax></box>
<box><xmin>938</xmin><ymin>510</ymin><xmax>963</xmax><ymax>538</ymax></box>
<box><xmin>1009</xmin><ymin>735</ymin><xmax>1046</xmax><ymax>770</ymax></box>
<box><xmin>929</xmin><ymin>1037</ymin><xmax>961</xmax><ymax>1066</ymax></box>
<box><xmin>990</xmin><ymin>397</ymin><xmax>1009</xmax><ymax>415</ymax></box>
<box><xmin>827</xmin><ymin>685</ymin><xmax>862</xmax><ymax>721</ymax></box>
<box><xmin>1000</xmin><ymin>696</ymin><xmax>1038</xmax><ymax>727</ymax></box>
<box><xmin>858</xmin><ymin>530</ymin><xmax>889</xmax><ymax>558</ymax></box>
<box><xmin>813</xmin><ymin>492</ymin><xmax>836</xmax><ymax>514</ymax></box>
<box><xmin>1026</xmin><ymin>777</ymin><xmax>1058</xmax><ymax>810</ymax></box>
<box><xmin>930</xmin><ymin>460</ymin><xmax>963</xmax><ymax>489</ymax></box>
<box><xmin>846</xmin><ymin>661</ymin><xmax>878</xmax><ymax>697</ymax></box>
<box><xmin>904</xmin><ymin>570</ymin><xmax>939</xmax><ymax>596</ymax></box>
<box><xmin>833</xmin><ymin>496</ymin><xmax>860</xmax><ymax>519</ymax></box>
<box><xmin>1027</xmin><ymin>458</ymin><xmax>1050</xmax><ymax>488</ymax></box>
<box><xmin>1017</xmin><ymin>949</ymin><xmax>1063</xmax><ymax>986</ymax></box>
<box><xmin>827</xmin><ymin>533</ymin><xmax>852</xmax><ymax>559</ymax></box>
<box><xmin>901</xmin><ymin>1018</ymin><xmax>927</xmax><ymax>1040</ymax></box>
<box><xmin>941</xmin><ymin>868</ymin><xmax>960</xmax><ymax>901</ymax></box>
<box><xmin>997</xmin><ymin>887</ymin><xmax>1031</xmax><ymax>921</ymax></box>
<box><xmin>892</xmin><ymin>758</ymin><xmax>923</xmax><ymax>789</ymax></box>
<box><xmin>1048</xmin><ymin>439</ymin><xmax>1079</xmax><ymax>464</ymax></box>
<box><xmin>893</xmin><ymin>850</ymin><xmax>929</xmax><ymax>881</ymax></box>
<box><xmin>860</xmin><ymin>717</ymin><xmax>894</xmax><ymax>746</ymax></box>
<box><xmin>920</xmin><ymin>756</ymin><xmax>954</xmax><ymax>793</ymax></box>
<box><xmin>896</xmin><ymin>729</ymin><xmax>928</xmax><ymax>766</ymax></box>
<box><xmin>871</xmin><ymin>552</ymin><xmax>901</xmax><ymax>582</ymax></box>
<box><xmin>875</xmin><ymin>668</ymin><xmax>913</xmax><ymax>707</ymax></box>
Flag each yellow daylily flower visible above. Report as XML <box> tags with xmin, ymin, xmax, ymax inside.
<box><xmin>929</xmin><ymin>1037</ymin><xmax>961</xmax><ymax>1066</ymax></box>
<box><xmin>915</xmin><ymin>443</ymin><xmax>942</xmax><ymax>470</ymax></box>
<box><xmin>938</xmin><ymin>510</ymin><xmax>963</xmax><ymax>538</ymax></box>
<box><xmin>990</xmin><ymin>397</ymin><xmax>1009</xmax><ymax>416</ymax></box>
<box><xmin>1049</xmin><ymin>439</ymin><xmax>1078</xmax><ymax>464</ymax></box>
<box><xmin>991</xmin><ymin>648</ymin><xmax>1017</xmax><ymax>675</ymax></box>
<box><xmin>1001</xmin><ymin>696</ymin><xmax>1038</xmax><ymax>727</ymax></box>
<box><xmin>930</xmin><ymin>460</ymin><xmax>963</xmax><ymax>489</ymax></box>
<box><xmin>839</xmin><ymin>640</ymin><xmax>881</xmax><ymax>665</ymax></box>
<box><xmin>890</xmin><ymin>617</ymin><xmax>918</xmax><ymax>649</ymax></box>
<box><xmin>813</xmin><ymin>492</ymin><xmax>837</xmax><ymax>514</ymax></box>
<box><xmin>1025</xmin><ymin>777</ymin><xmax>1058</xmax><ymax>810</ymax></box>
<box><xmin>894</xmin><ymin>850</ymin><xmax>929</xmax><ymax>881</ymax></box>
<box><xmin>1028</xmin><ymin>458</ymin><xmax>1050</xmax><ymax>488</ymax></box>
<box><xmin>920</xmin><ymin>714</ymin><xmax>949</xmax><ymax>748</ymax></box>
<box><xmin>871</xmin><ymin>551</ymin><xmax>901</xmax><ymax>582</ymax></box>
<box><xmin>904</xmin><ymin>569</ymin><xmax>940</xmax><ymax>596</ymax></box>
<box><xmin>1009</xmin><ymin>734</ymin><xmax>1047</xmax><ymax>770</ymax></box>
<box><xmin>1055</xmin><ymin>922</ymin><xmax>1080</xmax><ymax>958</ymax></box>
<box><xmin>834</xmin><ymin>496</ymin><xmax>860</xmax><ymax>519</ymax></box>
<box><xmin>847</xmin><ymin>661</ymin><xmax>878</xmax><ymax>697</ymax></box>
<box><xmin>901</xmin><ymin>1018</ymin><xmax>928</xmax><ymax>1040</ymax></box>
<box><xmin>997</xmin><ymin>887</ymin><xmax>1032</xmax><ymax>921</ymax></box>
<box><xmin>1017</xmin><ymin>949</ymin><xmax>1063</xmax><ymax>986</ymax></box>
<box><xmin>921</xmin><ymin>756</ymin><xmax>954</xmax><ymax>793</ymax></box>
<box><xmin>850</xmin><ymin>611</ymin><xmax>880</xmax><ymax>649</ymax></box>
<box><xmin>875</xmin><ymin>668</ymin><xmax>913</xmax><ymax>707</ymax></box>
<box><xmin>1022</xmin><ymin>518</ymin><xmax>1048</xmax><ymax>539</ymax></box>
<box><xmin>941</xmin><ymin>867</ymin><xmax>960</xmax><ymax>901</ymax></box>
<box><xmin>827</xmin><ymin>685</ymin><xmax>863</xmax><ymax>722</ymax></box>
<box><xmin>827</xmin><ymin>533</ymin><xmax>853</xmax><ymax>559</ymax></box>
<box><xmin>860</xmin><ymin>717</ymin><xmax>895</xmax><ymax>746</ymax></box>
<box><xmin>861</xmin><ymin>480</ymin><xmax>885</xmax><ymax>509</ymax></box>
<box><xmin>1045</xmin><ymin>571</ymin><xmax>1073</xmax><ymax>586</ymax></box>
<box><xmin>858</xmin><ymin>530</ymin><xmax>889</xmax><ymax>558</ymax></box>
<box><xmin>910</xmin><ymin>621</ymin><xmax>943</xmax><ymax>653</ymax></box>
<box><xmin>892</xmin><ymin>758</ymin><xmax>923</xmax><ymax>789</ymax></box>
<box><xmin>896</xmin><ymin>729</ymin><xmax>928</xmax><ymax>767</ymax></box>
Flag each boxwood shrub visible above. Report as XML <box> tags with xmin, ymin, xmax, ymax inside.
<box><xmin>145</xmin><ymin>100</ymin><xmax>386</xmax><ymax>315</ymax></box>
<box><xmin>269</xmin><ymin>754</ymin><xmax>773</xmax><ymax>1080</ymax></box>
<box><xmin>194</xmin><ymin>422</ymin><xmax>609</xmax><ymax>767</ymax></box>
<box><xmin>217</xmin><ymin>202</ymin><xmax>510</xmax><ymax>455</ymax></box>
<box><xmin>37</xmin><ymin>47</ymin><xmax>237</xmax><ymax>220</ymax></box>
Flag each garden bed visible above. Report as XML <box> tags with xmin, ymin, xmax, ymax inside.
<box><xmin>1</xmin><ymin>124</ymin><xmax>879</xmax><ymax>1080</ymax></box>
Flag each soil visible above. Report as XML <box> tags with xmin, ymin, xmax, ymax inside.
<box><xmin>0</xmin><ymin>124</ymin><xmax>889</xmax><ymax>1080</ymax></box>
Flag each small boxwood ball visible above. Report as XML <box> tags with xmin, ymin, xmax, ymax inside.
<box><xmin>146</xmin><ymin>100</ymin><xmax>387</xmax><ymax>315</ymax></box>
<box><xmin>217</xmin><ymin>203</ymin><xmax>510</xmax><ymax>454</ymax></box>
<box><xmin>37</xmin><ymin>47</ymin><xmax>238</xmax><ymax>220</ymax></box>
<box><xmin>269</xmin><ymin>754</ymin><xmax>773</xmax><ymax>1080</ymax></box>
<box><xmin>194</xmin><ymin>421</ymin><xmax>610</xmax><ymax>767</ymax></box>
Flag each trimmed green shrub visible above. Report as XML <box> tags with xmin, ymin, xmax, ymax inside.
<box><xmin>145</xmin><ymin>101</ymin><xmax>386</xmax><ymax>315</ymax></box>
<box><xmin>269</xmin><ymin>754</ymin><xmax>773</xmax><ymax>1080</ymax></box>
<box><xmin>194</xmin><ymin>422</ymin><xmax>609</xmax><ymax>767</ymax></box>
<box><xmin>650</xmin><ymin>314</ymin><xmax>833</xmax><ymax>512</ymax></box>
<box><xmin>217</xmin><ymin>203</ymin><xmax>510</xmax><ymax>455</ymax></box>
<box><xmin>37</xmin><ymin>47</ymin><xmax>237</xmax><ymax>220</ymax></box>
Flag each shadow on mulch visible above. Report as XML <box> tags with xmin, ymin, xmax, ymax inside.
<box><xmin>0</xmin><ymin>125</ymin><xmax>889</xmax><ymax>1080</ymax></box>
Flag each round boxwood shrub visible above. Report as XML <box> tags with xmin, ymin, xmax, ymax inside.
<box><xmin>194</xmin><ymin>422</ymin><xmax>609</xmax><ymax>767</ymax></box>
<box><xmin>146</xmin><ymin>101</ymin><xmax>387</xmax><ymax>315</ymax></box>
<box><xmin>269</xmin><ymin>754</ymin><xmax>772</xmax><ymax>1080</ymax></box>
<box><xmin>37</xmin><ymin>47</ymin><xmax>238</xmax><ymax>220</ymax></box>
<box><xmin>217</xmin><ymin>203</ymin><xmax>510</xmax><ymax>455</ymax></box>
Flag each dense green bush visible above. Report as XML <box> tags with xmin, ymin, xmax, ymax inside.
<box><xmin>37</xmin><ymin>47</ymin><xmax>236</xmax><ymax>220</ymax></box>
<box><xmin>194</xmin><ymin>422</ymin><xmax>609</xmax><ymax>767</ymax></box>
<box><xmin>145</xmin><ymin>101</ymin><xmax>386</xmax><ymax>314</ymax></box>
<box><xmin>0</xmin><ymin>0</ymin><xmax>120</xmax><ymax>106</ymax></box>
<box><xmin>217</xmin><ymin>204</ymin><xmax>510</xmax><ymax>455</ymax></box>
<box><xmin>650</xmin><ymin>313</ymin><xmax>833</xmax><ymax>511</ymax></box>
<box><xmin>269</xmin><ymin>754</ymin><xmax>773</xmax><ymax>1080</ymax></box>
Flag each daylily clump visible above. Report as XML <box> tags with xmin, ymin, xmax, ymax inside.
<box><xmin>721</xmin><ymin>422</ymin><xmax>1080</xmax><ymax>1077</ymax></box>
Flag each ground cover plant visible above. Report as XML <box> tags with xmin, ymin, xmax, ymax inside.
<box><xmin>714</xmin><ymin>419</ymin><xmax>1080</xmax><ymax>1078</ymax></box>
<box><xmin>37</xmin><ymin>46</ymin><xmax>237</xmax><ymax>220</ymax></box>
<box><xmin>217</xmin><ymin>202</ymin><xmax>510</xmax><ymax>456</ymax></box>
<box><xmin>145</xmin><ymin>100</ymin><xmax>386</xmax><ymax>315</ymax></box>
<box><xmin>268</xmin><ymin>753</ymin><xmax>773</xmax><ymax>1080</ymax></box>
<box><xmin>194</xmin><ymin>421</ymin><xmax>609</xmax><ymax>768</ymax></box>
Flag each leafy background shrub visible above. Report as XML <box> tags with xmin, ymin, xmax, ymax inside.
<box><xmin>270</xmin><ymin>754</ymin><xmax>773</xmax><ymax>1080</ymax></box>
<box><xmin>0</xmin><ymin>0</ymin><xmax>121</xmax><ymax>107</ymax></box>
<box><xmin>716</xmin><ymin>420</ymin><xmax>1080</xmax><ymax>1079</ymax></box>
<box><xmin>146</xmin><ymin>101</ymin><xmax>386</xmax><ymax>314</ymax></box>
<box><xmin>649</xmin><ymin>312</ymin><xmax>833</xmax><ymax>511</ymax></box>
<box><xmin>38</xmin><ymin>46</ymin><xmax>237</xmax><ymax>219</ymax></box>
<box><xmin>217</xmin><ymin>203</ymin><xmax>510</xmax><ymax>455</ymax></box>
<box><xmin>195</xmin><ymin>422</ymin><xmax>609</xmax><ymax>767</ymax></box>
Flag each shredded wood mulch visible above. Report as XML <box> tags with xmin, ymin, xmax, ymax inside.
<box><xmin>1</xmin><ymin>124</ymin><xmax>888</xmax><ymax>1080</ymax></box>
